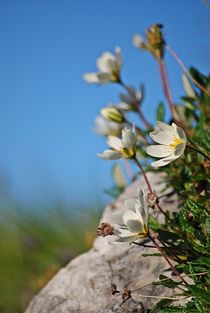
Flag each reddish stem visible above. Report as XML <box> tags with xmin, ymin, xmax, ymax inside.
<box><xmin>166</xmin><ymin>45</ymin><xmax>210</xmax><ymax>97</ymax></box>
<box><xmin>133</xmin><ymin>156</ymin><xmax>152</xmax><ymax>193</ymax></box>
<box><xmin>149</xmin><ymin>229</ymin><xmax>187</xmax><ymax>285</ymax></box>
<box><xmin>158</xmin><ymin>59</ymin><xmax>176</xmax><ymax>120</ymax></box>
<box><xmin>118</xmin><ymin>80</ymin><xmax>151</xmax><ymax>129</ymax></box>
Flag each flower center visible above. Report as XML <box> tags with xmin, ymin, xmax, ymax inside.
<box><xmin>170</xmin><ymin>137</ymin><xmax>183</xmax><ymax>150</ymax></box>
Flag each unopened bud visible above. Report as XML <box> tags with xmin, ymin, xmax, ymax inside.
<box><xmin>147</xmin><ymin>192</ymin><xmax>157</xmax><ymax>208</ymax></box>
<box><xmin>101</xmin><ymin>107</ymin><xmax>125</xmax><ymax>123</ymax></box>
<box><xmin>97</xmin><ymin>222</ymin><xmax>114</xmax><ymax>237</ymax></box>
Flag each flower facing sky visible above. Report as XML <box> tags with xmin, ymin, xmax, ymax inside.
<box><xmin>146</xmin><ymin>121</ymin><xmax>186</xmax><ymax>167</ymax></box>
<box><xmin>112</xmin><ymin>188</ymin><xmax>148</xmax><ymax>243</ymax></box>
<box><xmin>97</xmin><ymin>127</ymin><xmax>136</xmax><ymax>160</ymax></box>
<box><xmin>83</xmin><ymin>47</ymin><xmax>122</xmax><ymax>84</ymax></box>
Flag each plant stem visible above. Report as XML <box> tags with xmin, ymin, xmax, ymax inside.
<box><xmin>132</xmin><ymin>271</ymin><xmax>207</xmax><ymax>293</ymax></box>
<box><xmin>148</xmin><ymin>229</ymin><xmax>188</xmax><ymax>285</ymax></box>
<box><xmin>133</xmin><ymin>156</ymin><xmax>152</xmax><ymax>193</ymax></box>
<box><xmin>133</xmin><ymin>156</ymin><xmax>170</xmax><ymax>219</ymax></box>
<box><xmin>157</xmin><ymin>235</ymin><xmax>185</xmax><ymax>264</ymax></box>
<box><xmin>186</xmin><ymin>144</ymin><xmax>210</xmax><ymax>161</ymax></box>
<box><xmin>166</xmin><ymin>45</ymin><xmax>210</xmax><ymax>97</ymax></box>
<box><xmin>118</xmin><ymin>79</ymin><xmax>151</xmax><ymax>129</ymax></box>
<box><xmin>158</xmin><ymin>59</ymin><xmax>177</xmax><ymax>120</ymax></box>
<box><xmin>132</xmin><ymin>241</ymin><xmax>160</xmax><ymax>249</ymax></box>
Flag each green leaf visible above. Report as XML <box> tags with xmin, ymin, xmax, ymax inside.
<box><xmin>156</xmin><ymin>101</ymin><xmax>165</xmax><ymax>121</ymax></box>
<box><xmin>150</xmin><ymin>298</ymin><xmax>172</xmax><ymax>313</ymax></box>
<box><xmin>153</xmin><ymin>274</ymin><xmax>181</xmax><ymax>289</ymax></box>
<box><xmin>188</xmin><ymin>286</ymin><xmax>210</xmax><ymax>305</ymax></box>
<box><xmin>182</xmin><ymin>73</ymin><xmax>196</xmax><ymax>98</ymax></box>
<box><xmin>161</xmin><ymin>307</ymin><xmax>183</xmax><ymax>312</ymax></box>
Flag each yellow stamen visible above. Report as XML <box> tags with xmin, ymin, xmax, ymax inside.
<box><xmin>170</xmin><ymin>137</ymin><xmax>183</xmax><ymax>149</ymax></box>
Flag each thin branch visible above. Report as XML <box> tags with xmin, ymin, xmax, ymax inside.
<box><xmin>118</xmin><ymin>79</ymin><xmax>151</xmax><ymax>129</ymax></box>
<box><xmin>186</xmin><ymin>144</ymin><xmax>210</xmax><ymax>161</ymax></box>
<box><xmin>148</xmin><ymin>230</ymin><xmax>188</xmax><ymax>285</ymax></box>
<box><xmin>166</xmin><ymin>45</ymin><xmax>210</xmax><ymax>97</ymax></box>
<box><xmin>131</xmin><ymin>271</ymin><xmax>207</xmax><ymax>292</ymax></box>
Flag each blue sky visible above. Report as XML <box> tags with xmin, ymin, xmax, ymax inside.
<box><xmin>0</xmin><ymin>0</ymin><xmax>209</xmax><ymax>207</ymax></box>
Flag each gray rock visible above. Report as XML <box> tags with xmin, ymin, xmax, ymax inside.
<box><xmin>26</xmin><ymin>173</ymin><xmax>178</xmax><ymax>313</ymax></box>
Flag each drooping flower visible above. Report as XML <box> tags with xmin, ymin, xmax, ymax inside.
<box><xmin>94</xmin><ymin>116</ymin><xmax>122</xmax><ymax>137</ymax></box>
<box><xmin>112</xmin><ymin>188</ymin><xmax>148</xmax><ymax>243</ymax></box>
<box><xmin>118</xmin><ymin>85</ymin><xmax>144</xmax><ymax>111</ymax></box>
<box><xmin>83</xmin><ymin>47</ymin><xmax>122</xmax><ymax>84</ymax></box>
<box><xmin>97</xmin><ymin>127</ymin><xmax>136</xmax><ymax>160</ymax></box>
<box><xmin>146</xmin><ymin>121</ymin><xmax>186</xmax><ymax>167</ymax></box>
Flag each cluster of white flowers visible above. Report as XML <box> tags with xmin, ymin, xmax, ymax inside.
<box><xmin>97</xmin><ymin>121</ymin><xmax>186</xmax><ymax>167</ymax></box>
<box><xmin>83</xmin><ymin>46</ymin><xmax>188</xmax><ymax>248</ymax></box>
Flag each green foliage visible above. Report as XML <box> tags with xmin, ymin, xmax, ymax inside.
<box><xmin>156</xmin><ymin>101</ymin><xmax>165</xmax><ymax>121</ymax></box>
<box><xmin>0</xmin><ymin>204</ymin><xmax>99</xmax><ymax>313</ymax></box>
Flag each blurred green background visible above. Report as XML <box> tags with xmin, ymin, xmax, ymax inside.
<box><xmin>0</xmin><ymin>199</ymin><xmax>100</xmax><ymax>313</ymax></box>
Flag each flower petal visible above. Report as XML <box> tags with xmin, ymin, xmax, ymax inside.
<box><xmin>136</xmin><ymin>188</ymin><xmax>148</xmax><ymax>224</ymax></box>
<box><xmin>112</xmin><ymin>233</ymin><xmax>138</xmax><ymax>244</ymax></box>
<box><xmin>150</xmin><ymin>130</ymin><xmax>173</xmax><ymax>145</ymax></box>
<box><xmin>96</xmin><ymin>52</ymin><xmax>114</xmax><ymax>72</ymax></box>
<box><xmin>133</xmin><ymin>34</ymin><xmax>145</xmax><ymax>49</ymax></box>
<box><xmin>112</xmin><ymin>213</ymin><xmax>125</xmax><ymax>226</ymax></box>
<box><xmin>123</xmin><ymin>210</ymin><xmax>144</xmax><ymax>233</ymax></box>
<box><xmin>121</xmin><ymin>128</ymin><xmax>136</xmax><ymax>150</ymax></box>
<box><xmin>146</xmin><ymin>145</ymin><xmax>173</xmax><ymax>157</ymax></box>
<box><xmin>97</xmin><ymin>150</ymin><xmax>121</xmax><ymax>160</ymax></box>
<box><xmin>115</xmin><ymin>47</ymin><xmax>122</xmax><ymax>68</ymax></box>
<box><xmin>151</xmin><ymin>153</ymin><xmax>177</xmax><ymax>167</ymax></box>
<box><xmin>175</xmin><ymin>143</ymin><xmax>186</xmax><ymax>157</ymax></box>
<box><xmin>156</xmin><ymin>121</ymin><xmax>176</xmax><ymax>136</ymax></box>
<box><xmin>174</xmin><ymin>124</ymin><xmax>187</xmax><ymax>143</ymax></box>
<box><xmin>97</xmin><ymin>72</ymin><xmax>114</xmax><ymax>83</ymax></box>
<box><xmin>83</xmin><ymin>73</ymin><xmax>99</xmax><ymax>83</ymax></box>
<box><xmin>106</xmin><ymin>136</ymin><xmax>122</xmax><ymax>150</ymax></box>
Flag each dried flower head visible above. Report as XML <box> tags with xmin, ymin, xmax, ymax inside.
<box><xmin>97</xmin><ymin>222</ymin><xmax>114</xmax><ymax>237</ymax></box>
<box><xmin>122</xmin><ymin>288</ymin><xmax>132</xmax><ymax>304</ymax></box>
<box><xmin>147</xmin><ymin>192</ymin><xmax>157</xmax><ymax>208</ymax></box>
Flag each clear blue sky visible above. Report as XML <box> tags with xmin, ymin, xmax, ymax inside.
<box><xmin>0</xmin><ymin>0</ymin><xmax>209</xmax><ymax>207</ymax></box>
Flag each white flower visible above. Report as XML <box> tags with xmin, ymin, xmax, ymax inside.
<box><xmin>97</xmin><ymin>127</ymin><xmax>136</xmax><ymax>160</ymax></box>
<box><xmin>146</xmin><ymin>121</ymin><xmax>186</xmax><ymax>167</ymax></box>
<box><xmin>83</xmin><ymin>47</ymin><xmax>122</xmax><ymax>84</ymax></box>
<box><xmin>118</xmin><ymin>85</ymin><xmax>144</xmax><ymax>111</ymax></box>
<box><xmin>94</xmin><ymin>116</ymin><xmax>122</xmax><ymax>137</ymax></box>
<box><xmin>132</xmin><ymin>34</ymin><xmax>146</xmax><ymax>50</ymax></box>
<box><xmin>112</xmin><ymin>188</ymin><xmax>148</xmax><ymax>243</ymax></box>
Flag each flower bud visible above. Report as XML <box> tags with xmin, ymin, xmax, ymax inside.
<box><xmin>101</xmin><ymin>107</ymin><xmax>125</xmax><ymax>123</ymax></box>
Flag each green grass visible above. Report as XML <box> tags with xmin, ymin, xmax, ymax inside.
<box><xmin>0</xmin><ymin>203</ymin><xmax>100</xmax><ymax>313</ymax></box>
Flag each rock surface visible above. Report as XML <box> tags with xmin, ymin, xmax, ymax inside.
<box><xmin>26</xmin><ymin>173</ymin><xmax>178</xmax><ymax>313</ymax></box>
